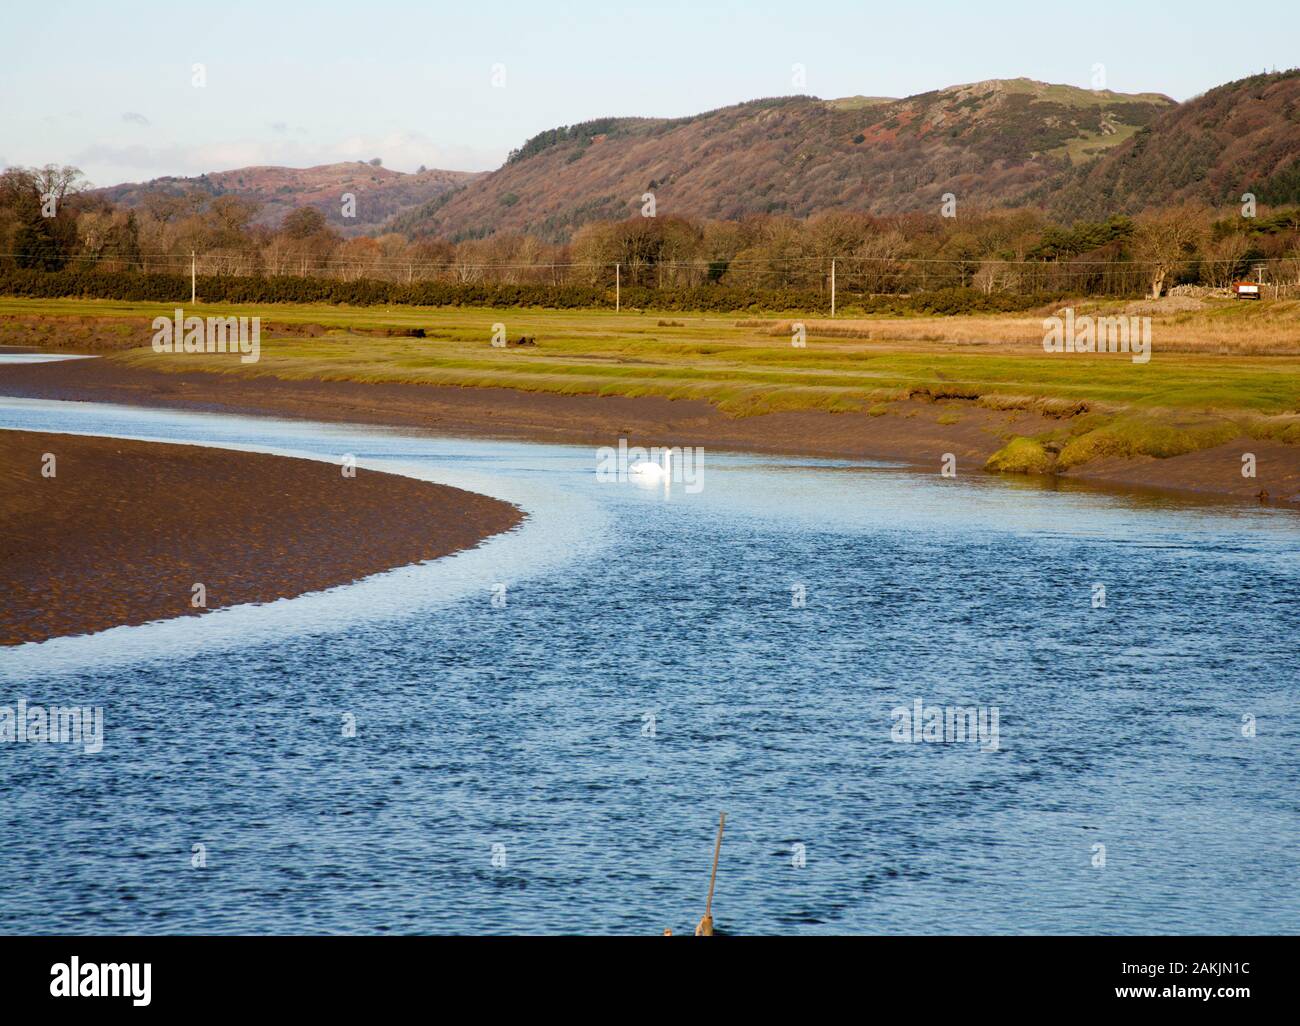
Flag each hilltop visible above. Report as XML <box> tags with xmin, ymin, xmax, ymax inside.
<box><xmin>76</xmin><ymin>72</ymin><xmax>1300</xmax><ymax>243</ymax></box>
<box><xmin>1041</xmin><ymin>70</ymin><xmax>1300</xmax><ymax>219</ymax></box>
<box><xmin>88</xmin><ymin>162</ymin><xmax>481</xmax><ymax>235</ymax></box>
<box><xmin>390</xmin><ymin>78</ymin><xmax>1174</xmax><ymax>241</ymax></box>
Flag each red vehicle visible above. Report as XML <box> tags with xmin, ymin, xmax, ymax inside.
<box><xmin>1233</xmin><ymin>281</ymin><xmax>1262</xmax><ymax>300</ymax></box>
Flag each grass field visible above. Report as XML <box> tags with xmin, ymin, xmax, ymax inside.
<box><xmin>4</xmin><ymin>295</ymin><xmax>1299</xmax><ymax>470</ymax></box>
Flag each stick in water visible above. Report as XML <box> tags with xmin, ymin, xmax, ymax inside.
<box><xmin>696</xmin><ymin>812</ymin><xmax>726</xmax><ymax>936</ymax></box>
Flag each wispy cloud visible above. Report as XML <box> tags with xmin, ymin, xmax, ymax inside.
<box><xmin>121</xmin><ymin>112</ymin><xmax>151</xmax><ymax>127</ymax></box>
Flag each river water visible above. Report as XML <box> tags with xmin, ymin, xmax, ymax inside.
<box><xmin>0</xmin><ymin>396</ymin><xmax>1296</xmax><ymax>935</ymax></box>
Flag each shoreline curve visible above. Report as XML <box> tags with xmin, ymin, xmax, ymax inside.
<box><xmin>0</xmin><ymin>428</ymin><xmax>524</xmax><ymax>645</ymax></box>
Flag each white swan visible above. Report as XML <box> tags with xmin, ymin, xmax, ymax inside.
<box><xmin>629</xmin><ymin>446</ymin><xmax>672</xmax><ymax>489</ymax></box>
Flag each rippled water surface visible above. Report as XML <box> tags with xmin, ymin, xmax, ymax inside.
<box><xmin>1</xmin><ymin>397</ymin><xmax>1297</xmax><ymax>935</ymax></box>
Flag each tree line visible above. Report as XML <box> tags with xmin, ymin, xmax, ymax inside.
<box><xmin>3</xmin><ymin>164</ymin><xmax>1299</xmax><ymax>302</ymax></box>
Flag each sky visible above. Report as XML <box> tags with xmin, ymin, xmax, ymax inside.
<box><xmin>2</xmin><ymin>0</ymin><xmax>1296</xmax><ymax>188</ymax></box>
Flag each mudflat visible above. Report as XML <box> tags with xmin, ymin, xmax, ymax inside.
<box><xmin>0</xmin><ymin>428</ymin><xmax>523</xmax><ymax>645</ymax></box>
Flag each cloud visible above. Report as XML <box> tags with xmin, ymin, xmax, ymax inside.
<box><xmin>121</xmin><ymin>112</ymin><xmax>151</xmax><ymax>127</ymax></box>
<box><xmin>268</xmin><ymin>121</ymin><xmax>289</xmax><ymax>135</ymax></box>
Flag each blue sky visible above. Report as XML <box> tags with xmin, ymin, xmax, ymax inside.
<box><xmin>2</xmin><ymin>0</ymin><xmax>1296</xmax><ymax>187</ymax></box>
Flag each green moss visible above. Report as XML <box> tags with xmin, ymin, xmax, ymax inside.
<box><xmin>1056</xmin><ymin>415</ymin><xmax>1241</xmax><ymax>469</ymax></box>
<box><xmin>985</xmin><ymin>436</ymin><xmax>1057</xmax><ymax>474</ymax></box>
<box><xmin>1244</xmin><ymin>416</ymin><xmax>1300</xmax><ymax>445</ymax></box>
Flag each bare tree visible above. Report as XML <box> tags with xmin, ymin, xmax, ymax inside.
<box><xmin>1203</xmin><ymin>233</ymin><xmax>1250</xmax><ymax>288</ymax></box>
<box><xmin>1133</xmin><ymin>208</ymin><xmax>1205</xmax><ymax>298</ymax></box>
<box><xmin>852</xmin><ymin>229</ymin><xmax>908</xmax><ymax>294</ymax></box>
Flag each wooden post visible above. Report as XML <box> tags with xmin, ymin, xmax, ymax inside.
<box><xmin>830</xmin><ymin>258</ymin><xmax>836</xmax><ymax>318</ymax></box>
<box><xmin>191</xmin><ymin>250</ymin><xmax>196</xmax><ymax>304</ymax></box>
<box><xmin>616</xmin><ymin>262</ymin><xmax>621</xmax><ymax>313</ymax></box>
<box><xmin>695</xmin><ymin>811</ymin><xmax>725</xmax><ymax>936</ymax></box>
<box><xmin>706</xmin><ymin>811</ymin><xmax>725</xmax><ymax>917</ymax></box>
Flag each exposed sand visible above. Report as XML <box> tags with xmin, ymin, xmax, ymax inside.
<box><xmin>1</xmin><ymin>357</ymin><xmax>1295</xmax><ymax>508</ymax></box>
<box><xmin>0</xmin><ymin>429</ymin><xmax>523</xmax><ymax>645</ymax></box>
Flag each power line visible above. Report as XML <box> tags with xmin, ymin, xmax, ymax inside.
<box><xmin>3</xmin><ymin>251</ymin><xmax>1296</xmax><ymax>271</ymax></box>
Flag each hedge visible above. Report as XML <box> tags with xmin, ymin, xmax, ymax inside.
<box><xmin>0</xmin><ymin>269</ymin><xmax>1059</xmax><ymax>316</ymax></box>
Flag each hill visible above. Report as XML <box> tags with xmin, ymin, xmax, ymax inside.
<box><xmin>85</xmin><ymin>73</ymin><xmax>1300</xmax><ymax>244</ymax></box>
<box><xmin>390</xmin><ymin>78</ymin><xmax>1173</xmax><ymax>242</ymax></box>
<box><xmin>1041</xmin><ymin>70</ymin><xmax>1300</xmax><ymax>219</ymax></box>
<box><xmin>89</xmin><ymin>162</ymin><xmax>481</xmax><ymax>235</ymax></box>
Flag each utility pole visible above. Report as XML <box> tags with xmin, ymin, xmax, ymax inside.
<box><xmin>830</xmin><ymin>258</ymin><xmax>836</xmax><ymax>318</ymax></box>
<box><xmin>615</xmin><ymin>262</ymin><xmax>621</xmax><ymax>313</ymax></box>
<box><xmin>190</xmin><ymin>250</ymin><xmax>196</xmax><ymax>304</ymax></box>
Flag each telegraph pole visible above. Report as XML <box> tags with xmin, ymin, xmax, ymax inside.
<box><xmin>615</xmin><ymin>262</ymin><xmax>621</xmax><ymax>313</ymax></box>
<box><xmin>830</xmin><ymin>258</ymin><xmax>836</xmax><ymax>318</ymax></box>
<box><xmin>191</xmin><ymin>250</ymin><xmax>196</xmax><ymax>304</ymax></box>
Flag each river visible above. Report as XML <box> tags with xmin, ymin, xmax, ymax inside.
<box><xmin>0</xmin><ymin>396</ymin><xmax>1296</xmax><ymax>934</ymax></box>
